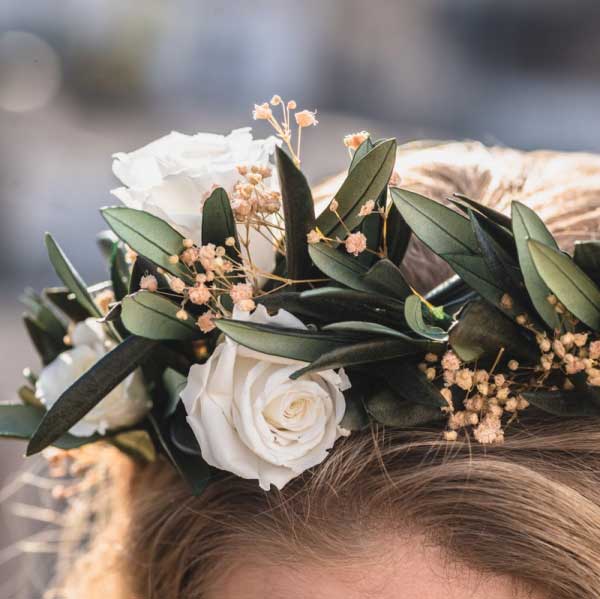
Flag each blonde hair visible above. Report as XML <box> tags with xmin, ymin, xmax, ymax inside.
<box><xmin>56</xmin><ymin>141</ymin><xmax>600</xmax><ymax>599</ymax></box>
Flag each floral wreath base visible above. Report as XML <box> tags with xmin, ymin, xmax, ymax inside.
<box><xmin>7</xmin><ymin>96</ymin><xmax>600</xmax><ymax>494</ymax></box>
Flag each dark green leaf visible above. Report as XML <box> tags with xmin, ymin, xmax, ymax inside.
<box><xmin>362</xmin><ymin>259</ymin><xmax>411</xmax><ymax>300</ymax></box>
<box><xmin>23</xmin><ymin>316</ymin><xmax>69</xmax><ymax>366</ymax></box>
<box><xmin>340</xmin><ymin>377</ymin><xmax>370</xmax><ymax>430</ymax></box>
<box><xmin>163</xmin><ymin>368</ymin><xmax>188</xmax><ymax>418</ymax></box>
<box><xmin>201</xmin><ymin>187</ymin><xmax>240</xmax><ymax>262</ymax></box>
<box><xmin>43</xmin><ymin>287</ymin><xmax>91</xmax><ymax>323</ymax></box>
<box><xmin>129</xmin><ymin>255</ymin><xmax>168</xmax><ymax>295</ymax></box>
<box><xmin>121</xmin><ymin>292</ymin><xmax>202</xmax><ymax>341</ymax></box>
<box><xmin>215</xmin><ymin>319</ymin><xmax>359</xmax><ymax>363</ymax></box>
<box><xmin>322</xmin><ymin>321</ymin><xmax>410</xmax><ymax>338</ymax></box>
<box><xmin>26</xmin><ymin>335</ymin><xmax>158</xmax><ymax>456</ymax></box>
<box><xmin>20</xmin><ymin>289</ymin><xmax>66</xmax><ymax>339</ymax></box>
<box><xmin>449</xmin><ymin>300</ymin><xmax>538</xmax><ymax>363</ymax></box>
<box><xmin>256</xmin><ymin>287</ymin><xmax>407</xmax><ymax>329</ymax></box>
<box><xmin>45</xmin><ymin>234</ymin><xmax>102</xmax><ymax>318</ymax></box>
<box><xmin>96</xmin><ymin>230</ymin><xmax>119</xmax><ymax>260</ymax></box>
<box><xmin>110</xmin><ymin>242</ymin><xmax>130</xmax><ymax>301</ymax></box>
<box><xmin>451</xmin><ymin>193</ymin><xmax>512</xmax><ymax>229</ymax></box>
<box><xmin>316</xmin><ymin>139</ymin><xmax>396</xmax><ymax>238</ymax></box>
<box><xmin>385</xmin><ymin>203</ymin><xmax>411</xmax><ymax>265</ymax></box>
<box><xmin>574</xmin><ymin>241</ymin><xmax>600</xmax><ymax>285</ymax></box>
<box><xmin>290</xmin><ymin>336</ymin><xmax>432</xmax><ymax>379</ymax></box>
<box><xmin>512</xmin><ymin>201</ymin><xmax>560</xmax><ymax>329</ymax></box>
<box><xmin>367</xmin><ymin>386</ymin><xmax>444</xmax><ymax>426</ymax></box>
<box><xmin>404</xmin><ymin>295</ymin><xmax>449</xmax><ymax>342</ymax></box>
<box><xmin>348</xmin><ymin>136</ymin><xmax>374</xmax><ymax>170</ymax></box>
<box><xmin>277</xmin><ymin>147</ymin><xmax>316</xmax><ymax>285</ymax></box>
<box><xmin>522</xmin><ymin>390</ymin><xmax>600</xmax><ymax>417</ymax></box>
<box><xmin>309</xmin><ymin>243</ymin><xmax>371</xmax><ymax>292</ymax></box>
<box><xmin>170</xmin><ymin>402</ymin><xmax>201</xmax><ymax>456</ymax></box>
<box><xmin>148</xmin><ymin>414</ymin><xmax>210</xmax><ymax>496</ymax></box>
<box><xmin>102</xmin><ymin>207</ymin><xmax>194</xmax><ymax>283</ymax></box>
<box><xmin>391</xmin><ymin>187</ymin><xmax>478</xmax><ymax>255</ymax></box>
<box><xmin>528</xmin><ymin>239</ymin><xmax>600</xmax><ymax>330</ymax></box>
<box><xmin>377</xmin><ymin>361</ymin><xmax>447</xmax><ymax>408</ymax></box>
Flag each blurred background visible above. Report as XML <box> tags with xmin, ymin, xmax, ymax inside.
<box><xmin>2</xmin><ymin>0</ymin><xmax>600</xmax><ymax>595</ymax></box>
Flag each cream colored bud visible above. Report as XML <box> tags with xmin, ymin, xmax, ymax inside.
<box><xmin>225</xmin><ymin>237</ymin><xmax>236</xmax><ymax>247</ymax></box>
<box><xmin>183</xmin><ymin>238</ymin><xmax>194</xmax><ymax>249</ymax></box>
<box><xmin>168</xmin><ymin>255</ymin><xmax>180</xmax><ymax>265</ymax></box>
<box><xmin>444</xmin><ymin>430</ymin><xmax>458</xmax><ymax>442</ymax></box>
<box><xmin>507</xmin><ymin>359</ymin><xmax>519</xmax><ymax>371</ymax></box>
<box><xmin>176</xmin><ymin>309</ymin><xmax>189</xmax><ymax>321</ymax></box>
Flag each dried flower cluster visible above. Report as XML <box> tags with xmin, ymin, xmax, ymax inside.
<box><xmin>253</xmin><ymin>94</ymin><xmax>317</xmax><ymax>166</ymax></box>
<box><xmin>420</xmin><ymin>350</ymin><xmax>530</xmax><ymax>445</ymax></box>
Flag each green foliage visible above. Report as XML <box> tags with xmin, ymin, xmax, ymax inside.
<box><xmin>215</xmin><ymin>319</ymin><xmax>360</xmax><ymax>363</ymax></box>
<box><xmin>449</xmin><ymin>300</ymin><xmax>538</xmax><ymax>363</ymax></box>
<box><xmin>277</xmin><ymin>147</ymin><xmax>316</xmax><ymax>285</ymax></box>
<box><xmin>367</xmin><ymin>387</ymin><xmax>444</xmax><ymax>427</ymax></box>
<box><xmin>511</xmin><ymin>201</ymin><xmax>561</xmax><ymax>329</ymax></box>
<box><xmin>404</xmin><ymin>295</ymin><xmax>449</xmax><ymax>342</ymax></box>
<box><xmin>316</xmin><ymin>139</ymin><xmax>396</xmax><ymax>239</ymax></box>
<box><xmin>102</xmin><ymin>207</ymin><xmax>194</xmax><ymax>283</ymax></box>
<box><xmin>522</xmin><ymin>390</ymin><xmax>600</xmax><ymax>417</ymax></box>
<box><xmin>45</xmin><ymin>234</ymin><xmax>102</xmax><ymax>318</ymax></box>
<box><xmin>574</xmin><ymin>241</ymin><xmax>600</xmax><ymax>284</ymax></box>
<box><xmin>529</xmin><ymin>240</ymin><xmax>600</xmax><ymax>331</ymax></box>
<box><xmin>26</xmin><ymin>335</ymin><xmax>158</xmax><ymax>456</ymax></box>
<box><xmin>121</xmin><ymin>292</ymin><xmax>202</xmax><ymax>341</ymax></box>
<box><xmin>201</xmin><ymin>187</ymin><xmax>240</xmax><ymax>262</ymax></box>
<box><xmin>23</xmin><ymin>316</ymin><xmax>69</xmax><ymax>366</ymax></box>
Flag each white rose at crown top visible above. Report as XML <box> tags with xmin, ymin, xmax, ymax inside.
<box><xmin>111</xmin><ymin>127</ymin><xmax>279</xmax><ymax>274</ymax></box>
<box><xmin>35</xmin><ymin>319</ymin><xmax>151</xmax><ymax>437</ymax></box>
<box><xmin>181</xmin><ymin>305</ymin><xmax>351</xmax><ymax>491</ymax></box>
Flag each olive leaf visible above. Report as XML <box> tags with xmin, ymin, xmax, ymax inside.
<box><xmin>121</xmin><ymin>292</ymin><xmax>202</xmax><ymax>341</ymax></box>
<box><xmin>384</xmin><ymin>203</ymin><xmax>412</xmax><ymax>265</ymax></box>
<box><xmin>309</xmin><ymin>244</ymin><xmax>410</xmax><ymax>299</ymax></box>
<box><xmin>110</xmin><ymin>242</ymin><xmax>130</xmax><ymax>301</ymax></box>
<box><xmin>511</xmin><ymin>201</ymin><xmax>560</xmax><ymax>329</ymax></box>
<box><xmin>367</xmin><ymin>388</ymin><xmax>444</xmax><ymax>427</ymax></box>
<box><xmin>26</xmin><ymin>335</ymin><xmax>159</xmax><ymax>456</ymax></box>
<box><xmin>23</xmin><ymin>316</ymin><xmax>69</xmax><ymax>366</ymax></box>
<box><xmin>102</xmin><ymin>207</ymin><xmax>194</xmax><ymax>283</ymax></box>
<box><xmin>45</xmin><ymin>234</ymin><xmax>102</xmax><ymax>318</ymax></box>
<box><xmin>573</xmin><ymin>241</ymin><xmax>600</xmax><ymax>285</ymax></box>
<box><xmin>316</xmin><ymin>139</ymin><xmax>396</xmax><ymax>238</ymax></box>
<box><xmin>112</xmin><ymin>430</ymin><xmax>157</xmax><ymax>462</ymax></box>
<box><xmin>522</xmin><ymin>390</ymin><xmax>600</xmax><ymax>417</ymax></box>
<box><xmin>215</xmin><ymin>319</ymin><xmax>359</xmax><ymax>363</ymax></box>
<box><xmin>20</xmin><ymin>289</ymin><xmax>67</xmax><ymax>339</ymax></box>
<box><xmin>201</xmin><ymin>187</ymin><xmax>240</xmax><ymax>262</ymax></box>
<box><xmin>148</xmin><ymin>414</ymin><xmax>210</xmax><ymax>496</ymax></box>
<box><xmin>277</xmin><ymin>147</ymin><xmax>316</xmax><ymax>285</ymax></box>
<box><xmin>256</xmin><ymin>287</ymin><xmax>407</xmax><ymax>329</ymax></box>
<box><xmin>404</xmin><ymin>295</ymin><xmax>449</xmax><ymax>342</ymax></box>
<box><xmin>449</xmin><ymin>300</ymin><xmax>538</xmax><ymax>363</ymax></box>
<box><xmin>290</xmin><ymin>336</ymin><xmax>434</xmax><ymax>379</ymax></box>
<box><xmin>528</xmin><ymin>239</ymin><xmax>600</xmax><ymax>330</ymax></box>
<box><xmin>43</xmin><ymin>287</ymin><xmax>91</xmax><ymax>323</ymax></box>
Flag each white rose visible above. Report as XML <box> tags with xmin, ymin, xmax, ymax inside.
<box><xmin>35</xmin><ymin>319</ymin><xmax>151</xmax><ymax>437</ymax></box>
<box><xmin>181</xmin><ymin>305</ymin><xmax>351</xmax><ymax>490</ymax></box>
<box><xmin>111</xmin><ymin>127</ymin><xmax>279</xmax><ymax>274</ymax></box>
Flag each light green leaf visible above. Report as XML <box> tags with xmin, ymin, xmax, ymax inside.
<box><xmin>121</xmin><ymin>292</ymin><xmax>201</xmax><ymax>340</ymax></box>
<box><xmin>528</xmin><ymin>240</ymin><xmax>600</xmax><ymax>330</ymax></box>
<box><xmin>45</xmin><ymin>234</ymin><xmax>102</xmax><ymax>318</ymax></box>
<box><xmin>102</xmin><ymin>207</ymin><xmax>194</xmax><ymax>283</ymax></box>
<box><xmin>512</xmin><ymin>201</ymin><xmax>560</xmax><ymax>329</ymax></box>
<box><xmin>316</xmin><ymin>139</ymin><xmax>396</xmax><ymax>238</ymax></box>
<box><xmin>404</xmin><ymin>295</ymin><xmax>449</xmax><ymax>341</ymax></box>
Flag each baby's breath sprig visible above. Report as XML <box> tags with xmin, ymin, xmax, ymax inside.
<box><xmin>253</xmin><ymin>95</ymin><xmax>317</xmax><ymax>166</ymax></box>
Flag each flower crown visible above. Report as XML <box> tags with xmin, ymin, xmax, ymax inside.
<box><xmin>8</xmin><ymin>96</ymin><xmax>600</xmax><ymax>493</ymax></box>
